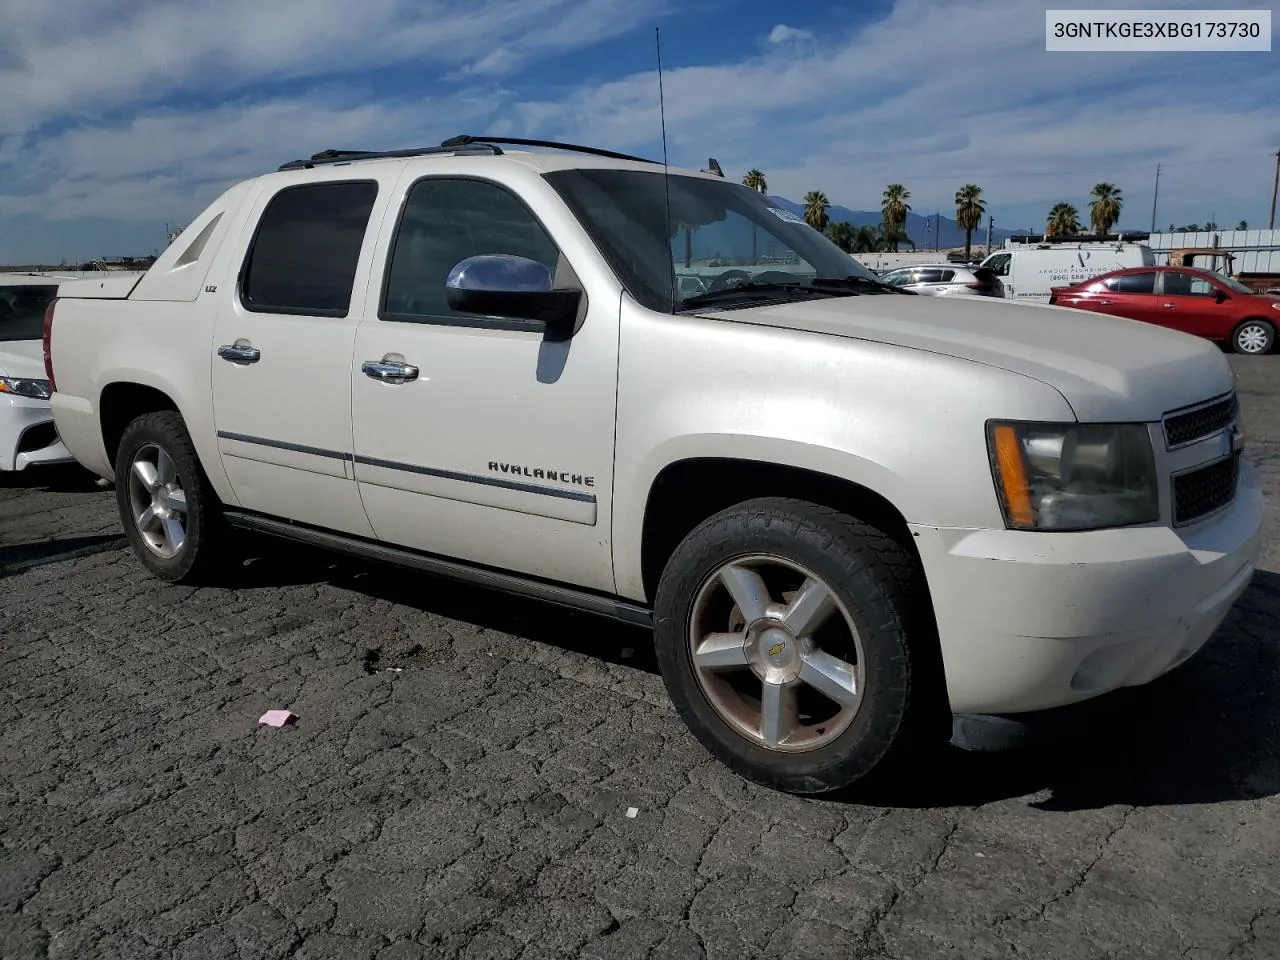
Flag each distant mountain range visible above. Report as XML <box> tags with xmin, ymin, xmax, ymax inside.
<box><xmin>769</xmin><ymin>197</ymin><xmax>1018</xmax><ymax>249</ymax></box>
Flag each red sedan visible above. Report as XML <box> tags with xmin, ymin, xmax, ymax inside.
<box><xmin>1049</xmin><ymin>265</ymin><xmax>1280</xmax><ymax>355</ymax></box>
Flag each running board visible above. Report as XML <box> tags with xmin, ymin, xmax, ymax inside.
<box><xmin>224</xmin><ymin>512</ymin><xmax>653</xmax><ymax>628</ymax></box>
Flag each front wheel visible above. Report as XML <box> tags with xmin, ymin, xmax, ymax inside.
<box><xmin>1232</xmin><ymin>319</ymin><xmax>1275</xmax><ymax>355</ymax></box>
<box><xmin>653</xmin><ymin>497</ymin><xmax>943</xmax><ymax>794</ymax></box>
<box><xmin>114</xmin><ymin>411</ymin><xmax>232</xmax><ymax>583</ymax></box>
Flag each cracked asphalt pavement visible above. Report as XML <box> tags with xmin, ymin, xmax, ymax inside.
<box><xmin>3</xmin><ymin>356</ymin><xmax>1279</xmax><ymax>960</ymax></box>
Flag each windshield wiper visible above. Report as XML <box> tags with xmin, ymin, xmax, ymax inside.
<box><xmin>679</xmin><ymin>281</ymin><xmax>857</xmax><ymax>310</ymax></box>
<box><xmin>810</xmin><ymin>275</ymin><xmax>916</xmax><ymax>295</ymax></box>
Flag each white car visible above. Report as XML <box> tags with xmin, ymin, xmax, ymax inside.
<box><xmin>878</xmin><ymin>263</ymin><xmax>1003</xmax><ymax>297</ymax></box>
<box><xmin>0</xmin><ymin>274</ymin><xmax>75</xmax><ymax>472</ymax></box>
<box><xmin>44</xmin><ymin>137</ymin><xmax>1262</xmax><ymax>794</ymax></box>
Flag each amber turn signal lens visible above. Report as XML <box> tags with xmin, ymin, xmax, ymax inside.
<box><xmin>991</xmin><ymin>424</ymin><xmax>1036</xmax><ymax>528</ymax></box>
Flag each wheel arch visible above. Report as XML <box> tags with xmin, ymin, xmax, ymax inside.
<box><xmin>637</xmin><ymin>455</ymin><xmax>926</xmax><ymax>604</ymax></box>
<box><xmin>99</xmin><ymin>381</ymin><xmax>181</xmax><ymax>468</ymax></box>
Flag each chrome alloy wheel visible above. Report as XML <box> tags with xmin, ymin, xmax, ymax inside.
<box><xmin>127</xmin><ymin>443</ymin><xmax>188</xmax><ymax>558</ymax></box>
<box><xmin>688</xmin><ymin>555</ymin><xmax>866</xmax><ymax>752</ymax></box>
<box><xmin>1236</xmin><ymin>323</ymin><xmax>1271</xmax><ymax>354</ymax></box>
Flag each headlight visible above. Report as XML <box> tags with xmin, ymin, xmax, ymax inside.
<box><xmin>987</xmin><ymin>421</ymin><xmax>1158</xmax><ymax>531</ymax></box>
<box><xmin>0</xmin><ymin>376</ymin><xmax>52</xmax><ymax>400</ymax></box>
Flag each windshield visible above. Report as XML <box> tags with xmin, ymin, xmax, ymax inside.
<box><xmin>1217</xmin><ymin>274</ymin><xmax>1254</xmax><ymax>295</ymax></box>
<box><xmin>543</xmin><ymin>169</ymin><xmax>881</xmax><ymax>313</ymax></box>
<box><xmin>0</xmin><ymin>285</ymin><xmax>57</xmax><ymax>342</ymax></box>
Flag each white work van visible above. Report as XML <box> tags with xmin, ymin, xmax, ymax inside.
<box><xmin>981</xmin><ymin>240</ymin><xmax>1155</xmax><ymax>302</ymax></box>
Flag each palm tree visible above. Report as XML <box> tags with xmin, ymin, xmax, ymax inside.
<box><xmin>880</xmin><ymin>183</ymin><xmax>911</xmax><ymax>248</ymax></box>
<box><xmin>742</xmin><ymin>169</ymin><xmax>768</xmax><ymax>263</ymax></box>
<box><xmin>1236</xmin><ymin>220</ymin><xmax>1248</xmax><ymax>230</ymax></box>
<box><xmin>826</xmin><ymin>221</ymin><xmax>856</xmax><ymax>252</ymax></box>
<box><xmin>803</xmin><ymin>191</ymin><xmax>831</xmax><ymax>232</ymax></box>
<box><xmin>852</xmin><ymin>225</ymin><xmax>881</xmax><ymax>253</ymax></box>
<box><xmin>878</xmin><ymin>225</ymin><xmax>915</xmax><ymax>251</ymax></box>
<box><xmin>954</xmin><ymin>184</ymin><xmax>985</xmax><ymax>261</ymax></box>
<box><xmin>881</xmin><ymin>184</ymin><xmax>911</xmax><ymax>251</ymax></box>
<box><xmin>742</xmin><ymin>169</ymin><xmax>767</xmax><ymax>194</ymax></box>
<box><xmin>1046</xmin><ymin>202</ymin><xmax>1081</xmax><ymax>236</ymax></box>
<box><xmin>1088</xmin><ymin>183</ymin><xmax>1122</xmax><ymax>234</ymax></box>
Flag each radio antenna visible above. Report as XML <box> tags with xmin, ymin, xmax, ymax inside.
<box><xmin>655</xmin><ymin>26</ymin><xmax>676</xmax><ymax>312</ymax></box>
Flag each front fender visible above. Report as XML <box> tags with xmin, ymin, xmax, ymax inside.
<box><xmin>611</xmin><ymin>433</ymin><xmax>925</xmax><ymax>601</ymax></box>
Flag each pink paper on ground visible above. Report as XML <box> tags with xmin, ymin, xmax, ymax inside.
<box><xmin>258</xmin><ymin>709</ymin><xmax>296</xmax><ymax>727</ymax></box>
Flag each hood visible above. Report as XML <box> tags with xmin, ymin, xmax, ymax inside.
<box><xmin>699</xmin><ymin>293</ymin><xmax>1234</xmax><ymax>423</ymax></box>
<box><xmin>0</xmin><ymin>339</ymin><xmax>47</xmax><ymax>380</ymax></box>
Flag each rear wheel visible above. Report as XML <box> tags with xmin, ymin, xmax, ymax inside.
<box><xmin>114</xmin><ymin>411</ymin><xmax>232</xmax><ymax>583</ymax></box>
<box><xmin>1232</xmin><ymin>319</ymin><xmax>1275</xmax><ymax>355</ymax></box>
<box><xmin>653</xmin><ymin>497</ymin><xmax>943</xmax><ymax>794</ymax></box>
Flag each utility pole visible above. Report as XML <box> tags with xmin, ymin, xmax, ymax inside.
<box><xmin>1270</xmin><ymin>149</ymin><xmax>1279</xmax><ymax>230</ymax></box>
<box><xmin>1149</xmin><ymin>163</ymin><xmax>1160</xmax><ymax>233</ymax></box>
<box><xmin>985</xmin><ymin>216</ymin><xmax>993</xmax><ymax>254</ymax></box>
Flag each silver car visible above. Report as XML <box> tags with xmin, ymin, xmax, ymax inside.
<box><xmin>879</xmin><ymin>263</ymin><xmax>1003</xmax><ymax>297</ymax></box>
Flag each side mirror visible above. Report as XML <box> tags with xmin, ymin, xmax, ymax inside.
<box><xmin>1215</xmin><ymin>289</ymin><xmax>1230</xmax><ymax>303</ymax></box>
<box><xmin>445</xmin><ymin>255</ymin><xmax>581</xmax><ymax>338</ymax></box>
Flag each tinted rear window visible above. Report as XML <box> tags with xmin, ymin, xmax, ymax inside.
<box><xmin>972</xmin><ymin>268</ymin><xmax>998</xmax><ymax>284</ymax></box>
<box><xmin>1103</xmin><ymin>272</ymin><xmax>1156</xmax><ymax>294</ymax></box>
<box><xmin>0</xmin><ymin>285</ymin><xmax>57</xmax><ymax>342</ymax></box>
<box><xmin>914</xmin><ymin>269</ymin><xmax>954</xmax><ymax>284</ymax></box>
<box><xmin>240</xmin><ymin>181</ymin><xmax>378</xmax><ymax>316</ymax></box>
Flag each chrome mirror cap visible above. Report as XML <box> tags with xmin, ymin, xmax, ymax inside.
<box><xmin>446</xmin><ymin>255</ymin><xmax>553</xmax><ymax>294</ymax></box>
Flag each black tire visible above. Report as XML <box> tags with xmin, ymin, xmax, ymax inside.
<box><xmin>113</xmin><ymin>411</ymin><xmax>232</xmax><ymax>583</ymax></box>
<box><xmin>1231</xmin><ymin>318</ymin><xmax>1275</xmax><ymax>355</ymax></box>
<box><xmin>653</xmin><ymin>497</ymin><xmax>945</xmax><ymax>795</ymax></box>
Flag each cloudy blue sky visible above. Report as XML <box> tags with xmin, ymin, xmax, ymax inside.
<box><xmin>1</xmin><ymin>0</ymin><xmax>1277</xmax><ymax>263</ymax></box>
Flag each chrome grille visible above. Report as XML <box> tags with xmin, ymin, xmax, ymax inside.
<box><xmin>1172</xmin><ymin>453</ymin><xmax>1239</xmax><ymax>526</ymax></box>
<box><xmin>1164</xmin><ymin>394</ymin><xmax>1238</xmax><ymax>448</ymax></box>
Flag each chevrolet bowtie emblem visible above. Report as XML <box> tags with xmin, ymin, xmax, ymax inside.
<box><xmin>767</xmin><ymin>642</ymin><xmax>786</xmax><ymax>657</ymax></box>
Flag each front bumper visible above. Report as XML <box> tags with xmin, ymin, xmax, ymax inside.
<box><xmin>912</xmin><ymin>459</ymin><xmax>1263</xmax><ymax>715</ymax></box>
<box><xmin>1</xmin><ymin>393</ymin><xmax>74</xmax><ymax>471</ymax></box>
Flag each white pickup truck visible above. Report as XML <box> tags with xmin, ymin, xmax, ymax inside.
<box><xmin>45</xmin><ymin>136</ymin><xmax>1262</xmax><ymax>794</ymax></box>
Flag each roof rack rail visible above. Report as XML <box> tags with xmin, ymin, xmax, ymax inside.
<box><xmin>1007</xmin><ymin>232</ymin><xmax>1150</xmax><ymax>245</ymax></box>
<box><xmin>277</xmin><ymin>142</ymin><xmax>504</xmax><ymax>171</ymax></box>
<box><xmin>277</xmin><ymin>135</ymin><xmax>657</xmax><ymax>172</ymax></box>
<box><xmin>440</xmin><ymin>135</ymin><xmax>655</xmax><ymax>164</ymax></box>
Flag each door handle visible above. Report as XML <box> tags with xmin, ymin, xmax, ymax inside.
<box><xmin>1162</xmin><ymin>303</ymin><xmax>1176</xmax><ymax>309</ymax></box>
<box><xmin>362</xmin><ymin>358</ymin><xmax>419</xmax><ymax>384</ymax></box>
<box><xmin>217</xmin><ymin>340</ymin><xmax>261</xmax><ymax>364</ymax></box>
<box><xmin>1097</xmin><ymin>299</ymin><xmax>1113</xmax><ymax>305</ymax></box>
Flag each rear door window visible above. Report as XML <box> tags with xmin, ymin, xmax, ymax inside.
<box><xmin>914</xmin><ymin>269</ymin><xmax>952</xmax><ymax>284</ymax></box>
<box><xmin>1103</xmin><ymin>272</ymin><xmax>1157</xmax><ymax>294</ymax></box>
<box><xmin>0</xmin><ymin>285</ymin><xmax>58</xmax><ymax>341</ymax></box>
<box><xmin>240</xmin><ymin>181</ymin><xmax>379</xmax><ymax>317</ymax></box>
